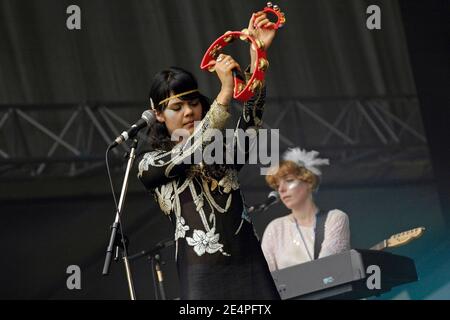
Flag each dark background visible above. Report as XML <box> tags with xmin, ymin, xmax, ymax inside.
<box><xmin>0</xmin><ymin>0</ymin><xmax>449</xmax><ymax>299</ymax></box>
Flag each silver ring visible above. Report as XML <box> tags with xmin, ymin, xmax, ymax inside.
<box><xmin>217</xmin><ymin>55</ymin><xmax>224</xmax><ymax>62</ymax></box>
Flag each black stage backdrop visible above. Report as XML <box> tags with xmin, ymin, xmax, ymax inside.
<box><xmin>0</xmin><ymin>0</ymin><xmax>415</xmax><ymax>104</ymax></box>
<box><xmin>0</xmin><ymin>0</ymin><xmax>449</xmax><ymax>300</ymax></box>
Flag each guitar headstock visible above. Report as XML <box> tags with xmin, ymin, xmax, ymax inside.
<box><xmin>386</xmin><ymin>227</ymin><xmax>426</xmax><ymax>248</ymax></box>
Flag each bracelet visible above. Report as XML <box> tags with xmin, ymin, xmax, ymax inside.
<box><xmin>214</xmin><ymin>99</ymin><xmax>230</xmax><ymax>109</ymax></box>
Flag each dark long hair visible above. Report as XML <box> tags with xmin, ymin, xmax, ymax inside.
<box><xmin>147</xmin><ymin>67</ymin><xmax>211</xmax><ymax>151</ymax></box>
<box><xmin>139</xmin><ymin>67</ymin><xmax>230</xmax><ymax>181</ymax></box>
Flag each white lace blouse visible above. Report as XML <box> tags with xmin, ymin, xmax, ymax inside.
<box><xmin>261</xmin><ymin>209</ymin><xmax>350</xmax><ymax>272</ymax></box>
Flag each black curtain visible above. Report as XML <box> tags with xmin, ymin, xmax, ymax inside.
<box><xmin>0</xmin><ymin>0</ymin><xmax>415</xmax><ymax>105</ymax></box>
<box><xmin>2</xmin><ymin>0</ymin><xmax>448</xmax><ymax>300</ymax></box>
<box><xmin>399</xmin><ymin>0</ymin><xmax>450</xmax><ymax>227</ymax></box>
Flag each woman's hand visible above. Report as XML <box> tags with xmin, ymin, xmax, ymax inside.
<box><xmin>248</xmin><ymin>11</ymin><xmax>277</xmax><ymax>72</ymax></box>
<box><xmin>211</xmin><ymin>54</ymin><xmax>241</xmax><ymax>105</ymax></box>
<box><xmin>249</xmin><ymin>11</ymin><xmax>277</xmax><ymax>51</ymax></box>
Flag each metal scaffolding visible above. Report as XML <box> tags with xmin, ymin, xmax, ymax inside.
<box><xmin>0</xmin><ymin>96</ymin><xmax>431</xmax><ymax>188</ymax></box>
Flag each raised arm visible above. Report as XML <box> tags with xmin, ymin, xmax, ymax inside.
<box><xmin>138</xmin><ymin>99</ymin><xmax>231</xmax><ymax>190</ymax></box>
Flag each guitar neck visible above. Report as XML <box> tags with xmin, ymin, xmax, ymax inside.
<box><xmin>370</xmin><ymin>240</ymin><xmax>386</xmax><ymax>251</ymax></box>
<box><xmin>370</xmin><ymin>227</ymin><xmax>425</xmax><ymax>251</ymax></box>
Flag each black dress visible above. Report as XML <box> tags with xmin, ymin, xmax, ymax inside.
<box><xmin>137</xmin><ymin>84</ymin><xmax>280</xmax><ymax>300</ymax></box>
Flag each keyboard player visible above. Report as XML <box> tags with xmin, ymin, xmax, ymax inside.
<box><xmin>261</xmin><ymin>148</ymin><xmax>351</xmax><ymax>272</ymax></box>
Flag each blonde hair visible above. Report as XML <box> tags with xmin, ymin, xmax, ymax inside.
<box><xmin>265</xmin><ymin>160</ymin><xmax>319</xmax><ymax>191</ymax></box>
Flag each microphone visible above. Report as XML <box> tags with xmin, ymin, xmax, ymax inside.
<box><xmin>109</xmin><ymin>110</ymin><xmax>155</xmax><ymax>148</ymax></box>
<box><xmin>128</xmin><ymin>239</ymin><xmax>175</xmax><ymax>261</ymax></box>
<box><xmin>248</xmin><ymin>191</ymin><xmax>280</xmax><ymax>213</ymax></box>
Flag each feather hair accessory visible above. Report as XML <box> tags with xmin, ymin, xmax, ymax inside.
<box><xmin>282</xmin><ymin>148</ymin><xmax>330</xmax><ymax>176</ymax></box>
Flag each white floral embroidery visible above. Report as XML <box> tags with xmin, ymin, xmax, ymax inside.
<box><xmin>137</xmin><ymin>97</ymin><xmax>271</xmax><ymax>258</ymax></box>
<box><xmin>175</xmin><ymin>216</ymin><xmax>190</xmax><ymax>240</ymax></box>
<box><xmin>218</xmin><ymin>169</ymin><xmax>239</xmax><ymax>193</ymax></box>
<box><xmin>138</xmin><ymin>151</ymin><xmax>163</xmax><ymax>177</ymax></box>
<box><xmin>155</xmin><ymin>183</ymin><xmax>174</xmax><ymax>216</ymax></box>
<box><xmin>193</xmin><ymin>193</ymin><xmax>204</xmax><ymax>211</ymax></box>
<box><xmin>186</xmin><ymin>228</ymin><xmax>223</xmax><ymax>256</ymax></box>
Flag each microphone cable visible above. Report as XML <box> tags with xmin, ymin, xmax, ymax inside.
<box><xmin>105</xmin><ymin>144</ymin><xmax>131</xmax><ymax>269</ymax></box>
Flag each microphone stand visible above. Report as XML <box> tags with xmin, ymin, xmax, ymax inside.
<box><xmin>152</xmin><ymin>254</ymin><xmax>166</xmax><ymax>300</ymax></box>
<box><xmin>102</xmin><ymin>138</ymin><xmax>138</xmax><ymax>300</ymax></box>
<box><xmin>247</xmin><ymin>204</ymin><xmax>267</xmax><ymax>214</ymax></box>
<box><xmin>128</xmin><ymin>240</ymin><xmax>174</xmax><ymax>300</ymax></box>
<box><xmin>246</xmin><ymin>193</ymin><xmax>280</xmax><ymax>214</ymax></box>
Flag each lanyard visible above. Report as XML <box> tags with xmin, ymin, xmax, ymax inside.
<box><xmin>293</xmin><ymin>217</ymin><xmax>314</xmax><ymax>261</ymax></box>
